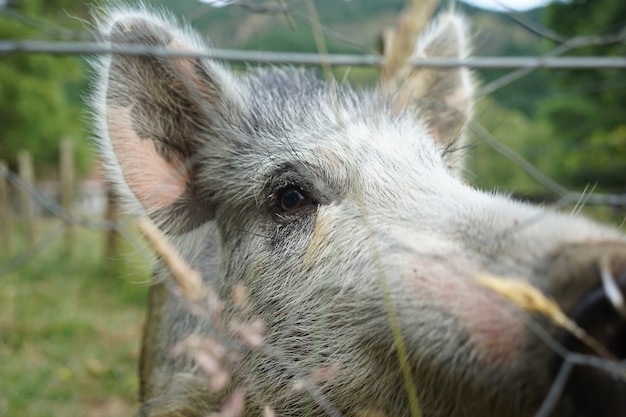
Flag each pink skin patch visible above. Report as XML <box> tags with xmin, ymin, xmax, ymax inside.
<box><xmin>407</xmin><ymin>248</ymin><xmax>527</xmax><ymax>365</ymax></box>
<box><xmin>106</xmin><ymin>106</ymin><xmax>188</xmax><ymax>211</ymax></box>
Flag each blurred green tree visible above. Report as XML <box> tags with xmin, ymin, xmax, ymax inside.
<box><xmin>539</xmin><ymin>0</ymin><xmax>626</xmax><ymax>191</ymax></box>
<box><xmin>0</xmin><ymin>0</ymin><xmax>90</xmax><ymax>174</ymax></box>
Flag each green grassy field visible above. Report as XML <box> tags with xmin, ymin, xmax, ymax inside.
<box><xmin>0</xmin><ymin>220</ymin><xmax>150</xmax><ymax>417</ymax></box>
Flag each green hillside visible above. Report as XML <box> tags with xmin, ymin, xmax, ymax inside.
<box><xmin>144</xmin><ymin>0</ymin><xmax>550</xmax><ymax>106</ymax></box>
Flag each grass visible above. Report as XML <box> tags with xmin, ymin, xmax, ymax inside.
<box><xmin>0</xmin><ymin>219</ymin><xmax>151</xmax><ymax>417</ymax></box>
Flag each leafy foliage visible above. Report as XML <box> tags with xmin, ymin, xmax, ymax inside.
<box><xmin>0</xmin><ymin>0</ymin><xmax>90</xmax><ymax>173</ymax></box>
<box><xmin>469</xmin><ymin>97</ymin><xmax>554</xmax><ymax>194</ymax></box>
<box><xmin>538</xmin><ymin>0</ymin><xmax>626</xmax><ymax>191</ymax></box>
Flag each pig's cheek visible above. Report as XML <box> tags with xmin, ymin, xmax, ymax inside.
<box><xmin>408</xmin><ymin>262</ymin><xmax>528</xmax><ymax>365</ymax></box>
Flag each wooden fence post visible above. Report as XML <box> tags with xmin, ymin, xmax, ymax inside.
<box><xmin>60</xmin><ymin>138</ymin><xmax>74</xmax><ymax>251</ymax></box>
<box><xmin>18</xmin><ymin>150</ymin><xmax>35</xmax><ymax>245</ymax></box>
<box><xmin>0</xmin><ymin>161</ymin><xmax>12</xmax><ymax>254</ymax></box>
<box><xmin>104</xmin><ymin>187</ymin><xmax>120</xmax><ymax>262</ymax></box>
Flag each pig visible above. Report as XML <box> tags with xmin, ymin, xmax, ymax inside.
<box><xmin>89</xmin><ymin>4</ymin><xmax>626</xmax><ymax>417</ymax></box>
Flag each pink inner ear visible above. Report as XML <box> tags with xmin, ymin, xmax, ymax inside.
<box><xmin>107</xmin><ymin>106</ymin><xmax>189</xmax><ymax>212</ymax></box>
<box><xmin>167</xmin><ymin>39</ymin><xmax>217</xmax><ymax>100</ymax></box>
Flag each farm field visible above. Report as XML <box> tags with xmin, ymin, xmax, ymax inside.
<box><xmin>0</xmin><ymin>221</ymin><xmax>150</xmax><ymax>417</ymax></box>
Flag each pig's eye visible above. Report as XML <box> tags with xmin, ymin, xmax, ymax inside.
<box><xmin>278</xmin><ymin>187</ymin><xmax>309</xmax><ymax>212</ymax></box>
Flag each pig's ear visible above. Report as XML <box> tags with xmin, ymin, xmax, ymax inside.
<box><xmin>390</xmin><ymin>12</ymin><xmax>474</xmax><ymax>171</ymax></box>
<box><xmin>92</xmin><ymin>8</ymin><xmax>244</xmax><ymax>233</ymax></box>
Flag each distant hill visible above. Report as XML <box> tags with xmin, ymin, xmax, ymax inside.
<box><xmin>148</xmin><ymin>0</ymin><xmax>544</xmax><ymax>53</ymax></box>
<box><xmin>146</xmin><ymin>0</ymin><xmax>552</xmax><ymax>114</ymax></box>
<box><xmin>147</xmin><ymin>0</ymin><xmax>405</xmax><ymax>52</ymax></box>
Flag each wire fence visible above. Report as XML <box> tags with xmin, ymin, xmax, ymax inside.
<box><xmin>1</xmin><ymin>1</ymin><xmax>626</xmax><ymax>416</ymax></box>
<box><xmin>3</xmin><ymin>41</ymin><xmax>626</xmax><ymax>68</ymax></box>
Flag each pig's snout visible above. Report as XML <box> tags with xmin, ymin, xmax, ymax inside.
<box><xmin>548</xmin><ymin>243</ymin><xmax>626</xmax><ymax>417</ymax></box>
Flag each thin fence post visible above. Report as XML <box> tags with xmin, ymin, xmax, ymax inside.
<box><xmin>60</xmin><ymin>138</ymin><xmax>74</xmax><ymax>251</ymax></box>
<box><xmin>104</xmin><ymin>187</ymin><xmax>120</xmax><ymax>263</ymax></box>
<box><xmin>18</xmin><ymin>150</ymin><xmax>35</xmax><ymax>245</ymax></box>
<box><xmin>0</xmin><ymin>161</ymin><xmax>12</xmax><ymax>254</ymax></box>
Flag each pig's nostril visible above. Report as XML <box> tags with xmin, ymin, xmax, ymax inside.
<box><xmin>568</xmin><ymin>284</ymin><xmax>626</xmax><ymax>359</ymax></box>
<box><xmin>556</xmin><ymin>267</ymin><xmax>626</xmax><ymax>417</ymax></box>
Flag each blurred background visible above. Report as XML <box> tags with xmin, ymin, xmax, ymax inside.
<box><xmin>0</xmin><ymin>0</ymin><xmax>624</xmax><ymax>415</ymax></box>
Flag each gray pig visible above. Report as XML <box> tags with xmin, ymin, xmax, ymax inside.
<box><xmin>90</xmin><ymin>5</ymin><xmax>626</xmax><ymax>417</ymax></box>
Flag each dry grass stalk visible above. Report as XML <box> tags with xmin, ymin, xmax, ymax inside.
<box><xmin>380</xmin><ymin>0</ymin><xmax>439</xmax><ymax>88</ymax></box>
<box><xmin>137</xmin><ymin>218</ymin><xmax>205</xmax><ymax>302</ymax></box>
<box><xmin>208</xmin><ymin>389</ymin><xmax>245</xmax><ymax>417</ymax></box>
<box><xmin>291</xmin><ymin>363</ymin><xmax>339</xmax><ymax>394</ymax></box>
<box><xmin>476</xmin><ymin>274</ymin><xmax>616</xmax><ymax>360</ymax></box>
<box><xmin>232</xmin><ymin>281</ymin><xmax>249</xmax><ymax>310</ymax></box>
<box><xmin>171</xmin><ymin>335</ymin><xmax>234</xmax><ymax>392</ymax></box>
<box><xmin>263</xmin><ymin>405</ymin><xmax>277</xmax><ymax>417</ymax></box>
<box><xmin>138</xmin><ymin>218</ymin><xmax>271</xmax><ymax>411</ymax></box>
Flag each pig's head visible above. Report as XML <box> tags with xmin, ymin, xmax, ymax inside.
<box><xmin>91</xmin><ymin>5</ymin><xmax>626</xmax><ymax>417</ymax></box>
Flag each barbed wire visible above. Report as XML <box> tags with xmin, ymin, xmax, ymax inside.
<box><xmin>0</xmin><ymin>167</ymin><xmax>115</xmax><ymax>232</ymax></box>
<box><xmin>0</xmin><ymin>166</ymin><xmax>158</xmax><ymax>279</ymax></box>
<box><xmin>478</xmin><ymin>26</ymin><xmax>626</xmax><ymax>97</ymax></box>
<box><xmin>468</xmin><ymin>121</ymin><xmax>626</xmax><ymax>208</ymax></box>
<box><xmin>0</xmin><ymin>222</ymin><xmax>66</xmax><ymax>277</ymax></box>
<box><xmin>1</xmin><ymin>40</ymin><xmax>626</xmax><ymax>69</ymax></box>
